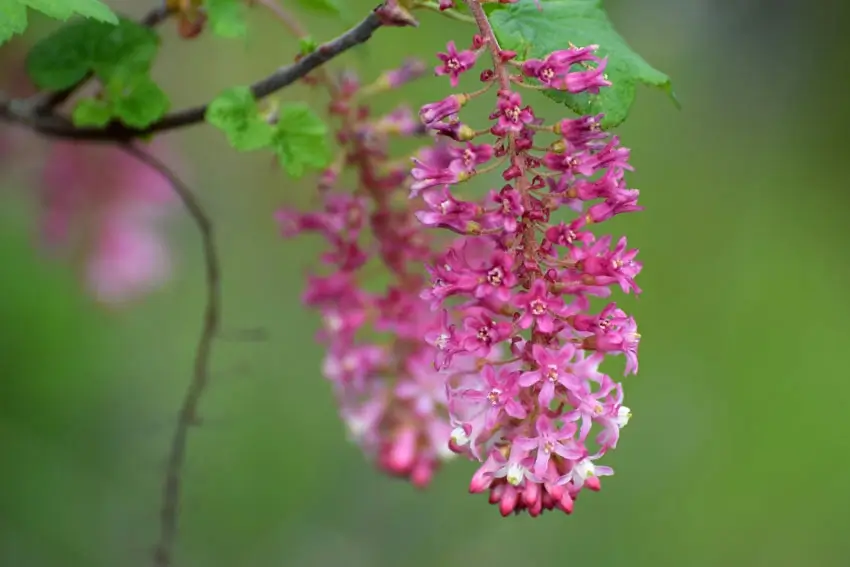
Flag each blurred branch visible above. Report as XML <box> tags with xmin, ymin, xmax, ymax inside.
<box><xmin>120</xmin><ymin>143</ymin><xmax>220</xmax><ymax>567</ymax></box>
<box><xmin>0</xmin><ymin>4</ymin><xmax>405</xmax><ymax>142</ymax></box>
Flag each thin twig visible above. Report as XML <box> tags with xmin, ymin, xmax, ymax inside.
<box><xmin>1</xmin><ymin>8</ymin><xmax>389</xmax><ymax>142</ymax></box>
<box><xmin>120</xmin><ymin>143</ymin><xmax>221</xmax><ymax>567</ymax></box>
<box><xmin>413</xmin><ymin>1</ymin><xmax>476</xmax><ymax>24</ymax></box>
<box><xmin>29</xmin><ymin>3</ymin><xmax>174</xmax><ymax>114</ymax></box>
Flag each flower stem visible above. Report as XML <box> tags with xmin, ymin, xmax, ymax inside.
<box><xmin>413</xmin><ymin>1</ymin><xmax>476</xmax><ymax>24</ymax></box>
<box><xmin>463</xmin><ymin>0</ymin><xmax>510</xmax><ymax>89</ymax></box>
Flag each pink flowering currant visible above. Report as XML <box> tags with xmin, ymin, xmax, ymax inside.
<box><xmin>276</xmin><ymin>59</ymin><xmax>480</xmax><ymax>488</ymax></box>
<box><xmin>412</xmin><ymin>2</ymin><xmax>642</xmax><ymax>515</ymax></box>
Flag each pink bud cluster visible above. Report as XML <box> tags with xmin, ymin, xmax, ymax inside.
<box><xmin>276</xmin><ymin>60</ymin><xmax>471</xmax><ymax>487</ymax></box>
<box><xmin>411</xmin><ymin>33</ymin><xmax>642</xmax><ymax>515</ymax></box>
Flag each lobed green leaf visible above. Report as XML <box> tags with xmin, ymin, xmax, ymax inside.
<box><xmin>105</xmin><ymin>72</ymin><xmax>170</xmax><ymax>129</ymax></box>
<box><xmin>206</xmin><ymin>0</ymin><xmax>248</xmax><ymax>39</ymax></box>
<box><xmin>205</xmin><ymin>91</ymin><xmax>329</xmax><ymax>176</ymax></box>
<box><xmin>490</xmin><ymin>0</ymin><xmax>676</xmax><ymax>128</ymax></box>
<box><xmin>26</xmin><ymin>17</ymin><xmax>159</xmax><ymax>90</ymax></box>
<box><xmin>0</xmin><ymin>0</ymin><xmax>117</xmax><ymax>46</ymax></box>
<box><xmin>294</xmin><ymin>0</ymin><xmax>344</xmax><ymax>17</ymax></box>
<box><xmin>26</xmin><ymin>17</ymin><xmax>169</xmax><ymax>128</ymax></box>
<box><xmin>205</xmin><ymin>86</ymin><xmax>274</xmax><ymax>151</ymax></box>
<box><xmin>71</xmin><ymin>98</ymin><xmax>112</xmax><ymax>127</ymax></box>
<box><xmin>270</xmin><ymin>104</ymin><xmax>332</xmax><ymax>178</ymax></box>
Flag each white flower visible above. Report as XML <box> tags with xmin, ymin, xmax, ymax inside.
<box><xmin>614</xmin><ymin>405</ymin><xmax>632</xmax><ymax>428</ymax></box>
<box><xmin>559</xmin><ymin>456</ymin><xmax>614</xmax><ymax>488</ymax></box>
<box><xmin>450</xmin><ymin>426</ymin><xmax>470</xmax><ymax>446</ymax></box>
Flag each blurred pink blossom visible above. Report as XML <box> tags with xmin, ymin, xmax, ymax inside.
<box><xmin>39</xmin><ymin>140</ymin><xmax>183</xmax><ymax>304</ymax></box>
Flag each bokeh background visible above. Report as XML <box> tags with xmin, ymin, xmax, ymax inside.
<box><xmin>2</xmin><ymin>0</ymin><xmax>849</xmax><ymax>566</ymax></box>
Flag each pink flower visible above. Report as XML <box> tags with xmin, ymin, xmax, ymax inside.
<box><xmin>522</xmin><ymin>47</ymin><xmax>611</xmax><ymax>94</ymax></box>
<box><xmin>374</xmin><ymin>106</ymin><xmax>422</xmax><ymax>136</ymax></box>
<box><xmin>435</xmin><ymin>41</ymin><xmax>479</xmax><ymax>87</ymax></box>
<box><xmin>458</xmin><ymin>308</ymin><xmax>514</xmax><ymax>356</ymax></box>
<box><xmin>384</xmin><ymin>58</ymin><xmax>428</xmax><ymax>88</ymax></box>
<box><xmin>410</xmin><ymin>144</ymin><xmax>470</xmax><ymax>196</ymax></box>
<box><xmin>86</xmin><ymin>219</ymin><xmax>170</xmax><ymax>304</ymax></box>
<box><xmin>514</xmin><ymin>415</ymin><xmax>584</xmax><ymax>479</ymax></box>
<box><xmin>38</xmin><ymin>140</ymin><xmax>181</xmax><ymax>304</ymax></box>
<box><xmin>449</xmin><ymin>364</ymin><xmax>526</xmax><ymax>437</ymax></box>
<box><xmin>420</xmin><ymin>94</ymin><xmax>467</xmax><ymax>125</ymax></box>
<box><xmin>449</xmin><ymin>141</ymin><xmax>494</xmax><ymax>172</ymax></box>
<box><xmin>518</xmin><ymin>343</ymin><xmax>578</xmax><ymax>407</ymax></box>
<box><xmin>484</xmin><ymin>185</ymin><xmax>524</xmax><ymax>233</ymax></box>
<box><xmin>491</xmin><ymin>91</ymin><xmax>534</xmax><ymax>134</ymax></box>
<box><xmin>414</xmin><ymin>186</ymin><xmax>483</xmax><ymax>234</ymax></box>
<box><xmin>514</xmin><ymin>279</ymin><xmax>570</xmax><ymax>333</ymax></box>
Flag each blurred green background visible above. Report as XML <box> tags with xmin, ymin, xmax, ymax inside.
<box><xmin>2</xmin><ymin>0</ymin><xmax>850</xmax><ymax>566</ymax></box>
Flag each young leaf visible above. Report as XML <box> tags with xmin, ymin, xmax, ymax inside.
<box><xmin>490</xmin><ymin>0</ymin><xmax>676</xmax><ymax>128</ymax></box>
<box><xmin>0</xmin><ymin>2</ymin><xmax>29</xmax><ymax>46</ymax></box>
<box><xmin>23</xmin><ymin>0</ymin><xmax>116</xmax><ymax>22</ymax></box>
<box><xmin>206</xmin><ymin>0</ymin><xmax>248</xmax><ymax>38</ymax></box>
<box><xmin>0</xmin><ymin>0</ymin><xmax>117</xmax><ymax>45</ymax></box>
<box><xmin>294</xmin><ymin>0</ymin><xmax>343</xmax><ymax>16</ymax></box>
<box><xmin>269</xmin><ymin>104</ymin><xmax>331</xmax><ymax>178</ymax></box>
<box><xmin>106</xmin><ymin>73</ymin><xmax>170</xmax><ymax>129</ymax></box>
<box><xmin>71</xmin><ymin>98</ymin><xmax>112</xmax><ymax>127</ymax></box>
<box><xmin>299</xmin><ymin>36</ymin><xmax>319</xmax><ymax>56</ymax></box>
<box><xmin>26</xmin><ymin>17</ymin><xmax>159</xmax><ymax>90</ymax></box>
<box><xmin>26</xmin><ymin>17</ymin><xmax>170</xmax><ymax>129</ymax></box>
<box><xmin>205</xmin><ymin>86</ymin><xmax>274</xmax><ymax>151</ymax></box>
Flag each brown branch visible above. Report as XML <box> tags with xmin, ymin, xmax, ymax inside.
<box><xmin>120</xmin><ymin>143</ymin><xmax>221</xmax><ymax>567</ymax></box>
<box><xmin>0</xmin><ymin>6</ymin><xmax>398</xmax><ymax>142</ymax></box>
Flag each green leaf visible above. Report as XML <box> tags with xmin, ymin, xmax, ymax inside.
<box><xmin>205</xmin><ymin>87</ymin><xmax>274</xmax><ymax>151</ymax></box>
<box><xmin>206</xmin><ymin>0</ymin><xmax>248</xmax><ymax>38</ymax></box>
<box><xmin>106</xmin><ymin>73</ymin><xmax>170</xmax><ymax>128</ymax></box>
<box><xmin>294</xmin><ymin>0</ymin><xmax>343</xmax><ymax>16</ymax></box>
<box><xmin>490</xmin><ymin>0</ymin><xmax>676</xmax><ymax>128</ymax></box>
<box><xmin>26</xmin><ymin>17</ymin><xmax>170</xmax><ymax>129</ymax></box>
<box><xmin>269</xmin><ymin>104</ymin><xmax>331</xmax><ymax>178</ymax></box>
<box><xmin>299</xmin><ymin>36</ymin><xmax>318</xmax><ymax>56</ymax></box>
<box><xmin>26</xmin><ymin>17</ymin><xmax>159</xmax><ymax>90</ymax></box>
<box><xmin>0</xmin><ymin>3</ymin><xmax>27</xmax><ymax>45</ymax></box>
<box><xmin>23</xmin><ymin>0</ymin><xmax>116</xmax><ymax>22</ymax></box>
<box><xmin>71</xmin><ymin>98</ymin><xmax>112</xmax><ymax>127</ymax></box>
<box><xmin>0</xmin><ymin>0</ymin><xmax>117</xmax><ymax>45</ymax></box>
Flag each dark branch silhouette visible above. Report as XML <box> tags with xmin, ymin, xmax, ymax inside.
<box><xmin>0</xmin><ymin>8</ymin><xmax>388</xmax><ymax>142</ymax></box>
<box><xmin>120</xmin><ymin>143</ymin><xmax>220</xmax><ymax>567</ymax></box>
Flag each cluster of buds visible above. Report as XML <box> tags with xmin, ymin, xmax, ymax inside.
<box><xmin>411</xmin><ymin>30</ymin><xmax>643</xmax><ymax>516</ymax></box>
<box><xmin>276</xmin><ymin>60</ymin><xmax>473</xmax><ymax>487</ymax></box>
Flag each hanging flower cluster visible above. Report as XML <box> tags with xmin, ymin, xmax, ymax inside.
<box><xmin>280</xmin><ymin>2</ymin><xmax>644</xmax><ymax>517</ymax></box>
<box><xmin>276</xmin><ymin>59</ymin><xmax>473</xmax><ymax>487</ymax></box>
<box><xmin>414</xmin><ymin>22</ymin><xmax>643</xmax><ymax>515</ymax></box>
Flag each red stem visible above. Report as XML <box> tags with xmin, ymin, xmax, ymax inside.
<box><xmin>463</xmin><ymin>0</ymin><xmax>510</xmax><ymax>89</ymax></box>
